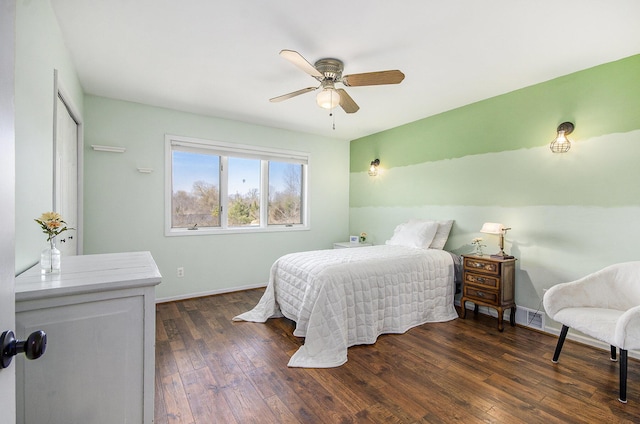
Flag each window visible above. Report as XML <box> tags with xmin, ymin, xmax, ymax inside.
<box><xmin>227</xmin><ymin>157</ymin><xmax>261</xmax><ymax>227</ymax></box>
<box><xmin>165</xmin><ymin>135</ymin><xmax>309</xmax><ymax>235</ymax></box>
<box><xmin>268</xmin><ymin>161</ymin><xmax>303</xmax><ymax>225</ymax></box>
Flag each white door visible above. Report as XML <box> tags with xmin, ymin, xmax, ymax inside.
<box><xmin>54</xmin><ymin>94</ymin><xmax>79</xmax><ymax>257</ymax></box>
<box><xmin>0</xmin><ymin>0</ymin><xmax>17</xmax><ymax>420</ymax></box>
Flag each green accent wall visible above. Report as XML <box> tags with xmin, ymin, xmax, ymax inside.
<box><xmin>351</xmin><ymin>55</ymin><xmax>640</xmax><ymax>172</ymax></box>
<box><xmin>349</xmin><ymin>55</ymin><xmax>640</xmax><ymax>330</ymax></box>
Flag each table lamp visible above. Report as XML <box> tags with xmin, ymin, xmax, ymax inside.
<box><xmin>480</xmin><ymin>222</ymin><xmax>514</xmax><ymax>259</ymax></box>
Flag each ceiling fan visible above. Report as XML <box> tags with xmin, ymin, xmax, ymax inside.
<box><xmin>269</xmin><ymin>50</ymin><xmax>405</xmax><ymax>114</ymax></box>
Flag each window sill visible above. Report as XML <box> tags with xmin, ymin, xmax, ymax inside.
<box><xmin>165</xmin><ymin>225</ymin><xmax>310</xmax><ymax>237</ymax></box>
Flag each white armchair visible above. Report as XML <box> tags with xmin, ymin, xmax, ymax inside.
<box><xmin>543</xmin><ymin>261</ymin><xmax>640</xmax><ymax>403</ymax></box>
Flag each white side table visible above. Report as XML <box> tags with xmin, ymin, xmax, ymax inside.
<box><xmin>333</xmin><ymin>242</ymin><xmax>373</xmax><ymax>249</ymax></box>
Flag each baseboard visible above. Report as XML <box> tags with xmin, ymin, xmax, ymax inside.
<box><xmin>455</xmin><ymin>300</ymin><xmax>640</xmax><ymax>360</ymax></box>
<box><xmin>155</xmin><ymin>282</ymin><xmax>267</xmax><ymax>304</ymax></box>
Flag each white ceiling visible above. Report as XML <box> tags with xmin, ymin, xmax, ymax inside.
<box><xmin>50</xmin><ymin>0</ymin><xmax>640</xmax><ymax>141</ymax></box>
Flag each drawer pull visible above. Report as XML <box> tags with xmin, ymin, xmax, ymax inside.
<box><xmin>476</xmin><ymin>291</ymin><xmax>485</xmax><ymax>297</ymax></box>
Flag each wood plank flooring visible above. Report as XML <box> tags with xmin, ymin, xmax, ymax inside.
<box><xmin>155</xmin><ymin>289</ymin><xmax>640</xmax><ymax>423</ymax></box>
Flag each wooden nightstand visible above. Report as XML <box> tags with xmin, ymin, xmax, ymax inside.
<box><xmin>460</xmin><ymin>254</ymin><xmax>516</xmax><ymax>332</ymax></box>
<box><xmin>333</xmin><ymin>242</ymin><xmax>373</xmax><ymax>249</ymax></box>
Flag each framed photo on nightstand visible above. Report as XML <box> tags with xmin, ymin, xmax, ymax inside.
<box><xmin>349</xmin><ymin>235</ymin><xmax>359</xmax><ymax>243</ymax></box>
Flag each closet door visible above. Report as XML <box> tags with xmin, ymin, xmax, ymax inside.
<box><xmin>54</xmin><ymin>94</ymin><xmax>78</xmax><ymax>257</ymax></box>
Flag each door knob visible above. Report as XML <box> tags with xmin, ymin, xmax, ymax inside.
<box><xmin>0</xmin><ymin>330</ymin><xmax>47</xmax><ymax>368</ymax></box>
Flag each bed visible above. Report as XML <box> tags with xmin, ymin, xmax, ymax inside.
<box><xmin>233</xmin><ymin>219</ymin><xmax>458</xmax><ymax>368</ymax></box>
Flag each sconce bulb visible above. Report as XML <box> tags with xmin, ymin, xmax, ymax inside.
<box><xmin>368</xmin><ymin>158</ymin><xmax>380</xmax><ymax>176</ymax></box>
<box><xmin>550</xmin><ymin>122</ymin><xmax>574</xmax><ymax>153</ymax></box>
<box><xmin>556</xmin><ymin>130</ymin><xmax>568</xmax><ymax>144</ymax></box>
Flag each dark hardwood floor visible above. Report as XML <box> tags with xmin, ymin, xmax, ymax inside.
<box><xmin>155</xmin><ymin>289</ymin><xmax>640</xmax><ymax>423</ymax></box>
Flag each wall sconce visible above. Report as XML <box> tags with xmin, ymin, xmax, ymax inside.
<box><xmin>480</xmin><ymin>222</ymin><xmax>514</xmax><ymax>259</ymax></box>
<box><xmin>550</xmin><ymin>122</ymin><xmax>574</xmax><ymax>153</ymax></box>
<box><xmin>368</xmin><ymin>159</ymin><xmax>380</xmax><ymax>176</ymax></box>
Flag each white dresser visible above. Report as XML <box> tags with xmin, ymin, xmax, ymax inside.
<box><xmin>15</xmin><ymin>251</ymin><xmax>161</xmax><ymax>424</ymax></box>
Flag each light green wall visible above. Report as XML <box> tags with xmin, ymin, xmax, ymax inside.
<box><xmin>15</xmin><ymin>0</ymin><xmax>84</xmax><ymax>274</ymax></box>
<box><xmin>13</xmin><ymin>0</ymin><xmax>350</xmax><ymax>299</ymax></box>
<box><xmin>349</xmin><ymin>55</ymin><xmax>640</xmax><ymax>331</ymax></box>
<box><xmin>83</xmin><ymin>96</ymin><xmax>350</xmax><ymax>300</ymax></box>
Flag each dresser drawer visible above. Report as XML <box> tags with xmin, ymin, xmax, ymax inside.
<box><xmin>464</xmin><ymin>257</ymin><xmax>500</xmax><ymax>276</ymax></box>
<box><xmin>464</xmin><ymin>272</ymin><xmax>499</xmax><ymax>289</ymax></box>
<box><xmin>463</xmin><ymin>286</ymin><xmax>498</xmax><ymax>304</ymax></box>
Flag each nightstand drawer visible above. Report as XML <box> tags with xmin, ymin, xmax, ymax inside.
<box><xmin>464</xmin><ymin>272</ymin><xmax>499</xmax><ymax>289</ymax></box>
<box><xmin>463</xmin><ymin>257</ymin><xmax>500</xmax><ymax>276</ymax></box>
<box><xmin>463</xmin><ymin>286</ymin><xmax>498</xmax><ymax>304</ymax></box>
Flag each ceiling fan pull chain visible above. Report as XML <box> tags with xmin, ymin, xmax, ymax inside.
<box><xmin>331</xmin><ymin>90</ymin><xmax>336</xmax><ymax>130</ymax></box>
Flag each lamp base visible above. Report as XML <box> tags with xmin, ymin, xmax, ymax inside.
<box><xmin>490</xmin><ymin>253</ymin><xmax>514</xmax><ymax>260</ymax></box>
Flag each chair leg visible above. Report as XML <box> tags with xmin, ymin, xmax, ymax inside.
<box><xmin>552</xmin><ymin>325</ymin><xmax>569</xmax><ymax>363</ymax></box>
<box><xmin>611</xmin><ymin>345</ymin><xmax>618</xmax><ymax>362</ymax></box>
<box><xmin>619</xmin><ymin>349</ymin><xmax>628</xmax><ymax>403</ymax></box>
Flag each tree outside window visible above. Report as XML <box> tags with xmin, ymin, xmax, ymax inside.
<box><xmin>166</xmin><ymin>135</ymin><xmax>308</xmax><ymax>235</ymax></box>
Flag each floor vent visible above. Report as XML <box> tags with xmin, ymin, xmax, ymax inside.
<box><xmin>515</xmin><ymin>306</ymin><xmax>545</xmax><ymax>330</ymax></box>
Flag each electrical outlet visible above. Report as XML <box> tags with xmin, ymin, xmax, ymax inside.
<box><xmin>177</xmin><ymin>267</ymin><xmax>184</xmax><ymax>277</ymax></box>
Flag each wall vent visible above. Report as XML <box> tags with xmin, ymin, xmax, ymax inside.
<box><xmin>515</xmin><ymin>306</ymin><xmax>545</xmax><ymax>331</ymax></box>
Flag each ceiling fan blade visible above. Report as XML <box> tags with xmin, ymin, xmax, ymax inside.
<box><xmin>337</xmin><ymin>89</ymin><xmax>359</xmax><ymax>114</ymax></box>
<box><xmin>342</xmin><ymin>70</ymin><xmax>405</xmax><ymax>87</ymax></box>
<box><xmin>269</xmin><ymin>86</ymin><xmax>317</xmax><ymax>103</ymax></box>
<box><xmin>280</xmin><ymin>50</ymin><xmax>323</xmax><ymax>78</ymax></box>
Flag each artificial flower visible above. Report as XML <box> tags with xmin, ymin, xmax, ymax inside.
<box><xmin>35</xmin><ymin>212</ymin><xmax>74</xmax><ymax>242</ymax></box>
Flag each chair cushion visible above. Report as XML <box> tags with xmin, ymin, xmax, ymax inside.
<box><xmin>554</xmin><ymin>307</ymin><xmax>624</xmax><ymax>346</ymax></box>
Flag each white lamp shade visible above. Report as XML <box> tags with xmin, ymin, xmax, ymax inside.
<box><xmin>480</xmin><ymin>222</ymin><xmax>505</xmax><ymax>234</ymax></box>
<box><xmin>316</xmin><ymin>88</ymin><xmax>341</xmax><ymax>109</ymax></box>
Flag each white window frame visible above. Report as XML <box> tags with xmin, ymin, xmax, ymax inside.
<box><xmin>165</xmin><ymin>134</ymin><xmax>310</xmax><ymax>236</ymax></box>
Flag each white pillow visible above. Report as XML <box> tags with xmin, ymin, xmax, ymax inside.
<box><xmin>430</xmin><ymin>220</ymin><xmax>454</xmax><ymax>250</ymax></box>
<box><xmin>385</xmin><ymin>220</ymin><xmax>439</xmax><ymax>249</ymax></box>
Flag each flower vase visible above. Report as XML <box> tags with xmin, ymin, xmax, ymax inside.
<box><xmin>41</xmin><ymin>238</ymin><xmax>61</xmax><ymax>274</ymax></box>
<box><xmin>475</xmin><ymin>244</ymin><xmax>484</xmax><ymax>256</ymax></box>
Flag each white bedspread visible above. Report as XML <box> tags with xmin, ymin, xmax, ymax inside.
<box><xmin>233</xmin><ymin>245</ymin><xmax>457</xmax><ymax>368</ymax></box>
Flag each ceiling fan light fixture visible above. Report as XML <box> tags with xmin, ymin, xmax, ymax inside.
<box><xmin>316</xmin><ymin>88</ymin><xmax>341</xmax><ymax>109</ymax></box>
<box><xmin>272</xmin><ymin>50</ymin><xmax>404</xmax><ymax>114</ymax></box>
